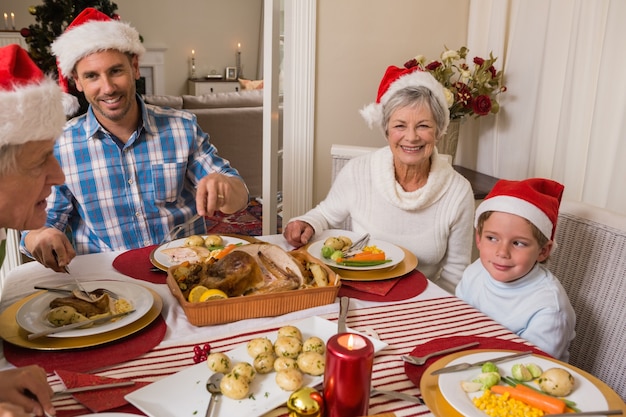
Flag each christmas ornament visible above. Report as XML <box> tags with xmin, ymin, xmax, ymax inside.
<box><xmin>286</xmin><ymin>387</ymin><xmax>324</xmax><ymax>417</ymax></box>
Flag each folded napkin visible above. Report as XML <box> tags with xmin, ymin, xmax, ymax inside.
<box><xmin>4</xmin><ymin>315</ymin><xmax>166</xmax><ymax>373</ymax></box>
<box><xmin>112</xmin><ymin>245</ymin><xmax>167</xmax><ymax>283</ymax></box>
<box><xmin>404</xmin><ymin>335</ymin><xmax>550</xmax><ymax>387</ymax></box>
<box><xmin>338</xmin><ymin>270</ymin><xmax>428</xmax><ymax>302</ymax></box>
<box><xmin>55</xmin><ymin>370</ymin><xmax>149</xmax><ymax>413</ymax></box>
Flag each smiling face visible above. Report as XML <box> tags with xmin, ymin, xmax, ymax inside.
<box><xmin>72</xmin><ymin>49</ymin><xmax>140</xmax><ymax>130</ymax></box>
<box><xmin>386</xmin><ymin>103</ymin><xmax>437</xmax><ymax>170</ymax></box>
<box><xmin>0</xmin><ymin>139</ymin><xmax>65</xmax><ymax>230</ymax></box>
<box><xmin>476</xmin><ymin>211</ymin><xmax>553</xmax><ymax>283</ymax></box>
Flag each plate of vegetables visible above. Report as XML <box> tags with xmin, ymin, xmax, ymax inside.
<box><xmin>307</xmin><ymin>235</ymin><xmax>404</xmax><ymax>271</ymax></box>
<box><xmin>438</xmin><ymin>351</ymin><xmax>607</xmax><ymax>416</ymax></box>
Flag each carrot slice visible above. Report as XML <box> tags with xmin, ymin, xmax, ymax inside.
<box><xmin>336</xmin><ymin>252</ymin><xmax>386</xmax><ymax>264</ymax></box>
<box><xmin>490</xmin><ymin>385</ymin><xmax>567</xmax><ymax>414</ymax></box>
<box><xmin>213</xmin><ymin>244</ymin><xmax>238</xmax><ymax>260</ymax></box>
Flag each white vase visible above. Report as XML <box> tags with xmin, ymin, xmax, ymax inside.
<box><xmin>437</xmin><ymin>119</ymin><xmax>461</xmax><ymax>163</ymax></box>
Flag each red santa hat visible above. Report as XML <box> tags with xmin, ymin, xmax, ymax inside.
<box><xmin>51</xmin><ymin>7</ymin><xmax>145</xmax><ymax>115</ymax></box>
<box><xmin>360</xmin><ymin>64</ymin><xmax>449</xmax><ymax>132</ymax></box>
<box><xmin>475</xmin><ymin>178</ymin><xmax>565</xmax><ymax>240</ymax></box>
<box><xmin>0</xmin><ymin>44</ymin><xmax>65</xmax><ymax>148</ymax></box>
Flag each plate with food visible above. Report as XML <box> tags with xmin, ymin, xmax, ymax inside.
<box><xmin>150</xmin><ymin>234</ymin><xmax>254</xmax><ymax>271</ymax></box>
<box><xmin>437</xmin><ymin>351</ymin><xmax>607</xmax><ymax>416</ymax></box>
<box><xmin>16</xmin><ymin>281</ymin><xmax>153</xmax><ymax>338</ymax></box>
<box><xmin>125</xmin><ymin>316</ymin><xmax>387</xmax><ymax>417</ymax></box>
<box><xmin>307</xmin><ymin>234</ymin><xmax>404</xmax><ymax>271</ymax></box>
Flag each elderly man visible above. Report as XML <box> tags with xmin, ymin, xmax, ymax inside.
<box><xmin>22</xmin><ymin>8</ymin><xmax>249</xmax><ymax>272</ymax></box>
<box><xmin>0</xmin><ymin>44</ymin><xmax>65</xmax><ymax>417</ymax></box>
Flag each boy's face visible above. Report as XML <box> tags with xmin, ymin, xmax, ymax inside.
<box><xmin>476</xmin><ymin>212</ymin><xmax>553</xmax><ymax>283</ymax></box>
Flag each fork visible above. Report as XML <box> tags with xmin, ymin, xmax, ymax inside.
<box><xmin>401</xmin><ymin>341</ymin><xmax>479</xmax><ymax>365</ymax></box>
<box><xmin>342</xmin><ymin>233</ymin><xmax>370</xmax><ymax>256</ymax></box>
<box><xmin>34</xmin><ymin>286</ymin><xmax>120</xmax><ymax>300</ymax></box>
<box><xmin>160</xmin><ymin>214</ymin><xmax>202</xmax><ymax>245</ymax></box>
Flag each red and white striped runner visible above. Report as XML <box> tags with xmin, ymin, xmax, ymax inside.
<box><xmin>49</xmin><ymin>296</ymin><xmax>530</xmax><ymax>417</ymax></box>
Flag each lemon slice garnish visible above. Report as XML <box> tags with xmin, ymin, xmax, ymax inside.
<box><xmin>199</xmin><ymin>289</ymin><xmax>228</xmax><ymax>302</ymax></box>
<box><xmin>187</xmin><ymin>285</ymin><xmax>210</xmax><ymax>303</ymax></box>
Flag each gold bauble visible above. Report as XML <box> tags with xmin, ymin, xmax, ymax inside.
<box><xmin>28</xmin><ymin>6</ymin><xmax>37</xmax><ymax>15</ymax></box>
<box><xmin>287</xmin><ymin>387</ymin><xmax>323</xmax><ymax>417</ymax></box>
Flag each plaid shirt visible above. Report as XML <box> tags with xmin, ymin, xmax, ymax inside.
<box><xmin>30</xmin><ymin>97</ymin><xmax>243</xmax><ymax>255</ymax></box>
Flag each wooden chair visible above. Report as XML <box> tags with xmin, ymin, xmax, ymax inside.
<box><xmin>548</xmin><ymin>200</ymin><xmax>626</xmax><ymax>401</ymax></box>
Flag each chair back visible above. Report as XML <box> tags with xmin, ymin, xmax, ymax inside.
<box><xmin>548</xmin><ymin>200</ymin><xmax>626</xmax><ymax>401</ymax></box>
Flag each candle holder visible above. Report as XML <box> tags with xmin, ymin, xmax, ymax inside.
<box><xmin>190</xmin><ymin>56</ymin><xmax>196</xmax><ymax>79</ymax></box>
<box><xmin>323</xmin><ymin>333</ymin><xmax>374</xmax><ymax>417</ymax></box>
<box><xmin>236</xmin><ymin>51</ymin><xmax>242</xmax><ymax>79</ymax></box>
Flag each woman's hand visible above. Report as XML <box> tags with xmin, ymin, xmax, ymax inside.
<box><xmin>283</xmin><ymin>220</ymin><xmax>315</xmax><ymax>247</ymax></box>
<box><xmin>0</xmin><ymin>366</ymin><xmax>55</xmax><ymax>416</ymax></box>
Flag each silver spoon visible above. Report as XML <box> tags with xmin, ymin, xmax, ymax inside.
<box><xmin>205</xmin><ymin>373</ymin><xmax>223</xmax><ymax>417</ymax></box>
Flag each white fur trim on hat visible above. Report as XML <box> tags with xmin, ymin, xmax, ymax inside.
<box><xmin>0</xmin><ymin>77</ymin><xmax>65</xmax><ymax>147</ymax></box>
<box><xmin>360</xmin><ymin>69</ymin><xmax>449</xmax><ymax>132</ymax></box>
<box><xmin>52</xmin><ymin>20</ymin><xmax>145</xmax><ymax>77</ymax></box>
<box><xmin>475</xmin><ymin>195</ymin><xmax>554</xmax><ymax>240</ymax></box>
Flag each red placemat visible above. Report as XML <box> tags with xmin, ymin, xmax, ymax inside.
<box><xmin>338</xmin><ymin>270</ymin><xmax>428</xmax><ymax>302</ymax></box>
<box><xmin>112</xmin><ymin>245</ymin><xmax>167</xmax><ymax>283</ymax></box>
<box><xmin>404</xmin><ymin>335</ymin><xmax>550</xmax><ymax>387</ymax></box>
<box><xmin>3</xmin><ymin>315</ymin><xmax>166</xmax><ymax>373</ymax></box>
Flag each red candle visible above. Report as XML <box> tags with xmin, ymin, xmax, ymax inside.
<box><xmin>323</xmin><ymin>333</ymin><xmax>374</xmax><ymax>417</ymax></box>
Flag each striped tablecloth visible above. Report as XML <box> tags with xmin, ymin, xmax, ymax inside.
<box><xmin>47</xmin><ymin>295</ymin><xmax>532</xmax><ymax>417</ymax></box>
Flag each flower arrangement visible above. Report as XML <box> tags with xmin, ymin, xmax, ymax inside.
<box><xmin>404</xmin><ymin>46</ymin><xmax>506</xmax><ymax>119</ymax></box>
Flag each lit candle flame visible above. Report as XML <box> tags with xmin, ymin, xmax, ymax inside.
<box><xmin>347</xmin><ymin>334</ymin><xmax>355</xmax><ymax>350</ymax></box>
<box><xmin>191</xmin><ymin>49</ymin><xmax>195</xmax><ymax>56</ymax></box>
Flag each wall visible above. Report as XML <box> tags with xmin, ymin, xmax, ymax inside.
<box><xmin>313</xmin><ymin>0</ymin><xmax>470</xmax><ymax>204</ymax></box>
<box><xmin>2</xmin><ymin>0</ymin><xmax>263</xmax><ymax>95</ymax></box>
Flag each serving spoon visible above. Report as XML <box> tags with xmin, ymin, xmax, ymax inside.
<box><xmin>205</xmin><ymin>372</ymin><xmax>223</xmax><ymax>417</ymax></box>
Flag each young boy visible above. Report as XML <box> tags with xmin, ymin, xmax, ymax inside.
<box><xmin>456</xmin><ymin>178</ymin><xmax>576</xmax><ymax>361</ymax></box>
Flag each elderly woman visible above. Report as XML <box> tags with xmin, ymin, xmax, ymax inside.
<box><xmin>0</xmin><ymin>44</ymin><xmax>66</xmax><ymax>417</ymax></box>
<box><xmin>283</xmin><ymin>65</ymin><xmax>474</xmax><ymax>293</ymax></box>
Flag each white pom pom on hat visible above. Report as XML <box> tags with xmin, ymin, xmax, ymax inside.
<box><xmin>360</xmin><ymin>64</ymin><xmax>450</xmax><ymax>132</ymax></box>
<box><xmin>475</xmin><ymin>178</ymin><xmax>565</xmax><ymax>240</ymax></box>
<box><xmin>0</xmin><ymin>44</ymin><xmax>65</xmax><ymax>148</ymax></box>
<box><xmin>51</xmin><ymin>7</ymin><xmax>145</xmax><ymax>115</ymax></box>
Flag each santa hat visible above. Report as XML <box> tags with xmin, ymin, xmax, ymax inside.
<box><xmin>51</xmin><ymin>7</ymin><xmax>145</xmax><ymax>115</ymax></box>
<box><xmin>360</xmin><ymin>64</ymin><xmax>449</xmax><ymax>132</ymax></box>
<box><xmin>475</xmin><ymin>178</ymin><xmax>565</xmax><ymax>240</ymax></box>
<box><xmin>0</xmin><ymin>44</ymin><xmax>65</xmax><ymax>148</ymax></box>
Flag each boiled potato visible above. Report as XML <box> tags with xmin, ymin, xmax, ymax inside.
<box><xmin>274</xmin><ymin>357</ymin><xmax>298</xmax><ymax>372</ymax></box>
<box><xmin>538</xmin><ymin>368</ymin><xmax>575</xmax><ymax>396</ymax></box>
<box><xmin>220</xmin><ymin>372</ymin><xmax>249</xmax><ymax>400</ymax></box>
<box><xmin>275</xmin><ymin>368</ymin><xmax>304</xmax><ymax>391</ymax></box>
<box><xmin>253</xmin><ymin>352</ymin><xmax>276</xmax><ymax>374</ymax></box>
<box><xmin>184</xmin><ymin>235</ymin><xmax>205</xmax><ymax>247</ymax></box>
<box><xmin>338</xmin><ymin>235</ymin><xmax>352</xmax><ymax>248</ymax></box>
<box><xmin>297</xmin><ymin>351</ymin><xmax>325</xmax><ymax>376</ymax></box>
<box><xmin>206</xmin><ymin>352</ymin><xmax>231</xmax><ymax>373</ymax></box>
<box><xmin>323</xmin><ymin>237</ymin><xmax>345</xmax><ymax>250</ymax></box>
<box><xmin>46</xmin><ymin>306</ymin><xmax>78</xmax><ymax>326</ymax></box>
<box><xmin>231</xmin><ymin>361</ymin><xmax>256</xmax><ymax>383</ymax></box>
<box><xmin>302</xmin><ymin>336</ymin><xmax>325</xmax><ymax>354</ymax></box>
<box><xmin>247</xmin><ymin>337</ymin><xmax>274</xmax><ymax>359</ymax></box>
<box><xmin>274</xmin><ymin>336</ymin><xmax>303</xmax><ymax>359</ymax></box>
<box><xmin>204</xmin><ymin>235</ymin><xmax>223</xmax><ymax>247</ymax></box>
<box><xmin>277</xmin><ymin>326</ymin><xmax>303</xmax><ymax>341</ymax></box>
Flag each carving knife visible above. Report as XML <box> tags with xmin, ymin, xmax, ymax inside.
<box><xmin>27</xmin><ymin>310</ymin><xmax>135</xmax><ymax>340</ymax></box>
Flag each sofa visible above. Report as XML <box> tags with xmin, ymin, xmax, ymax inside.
<box><xmin>142</xmin><ymin>90</ymin><xmax>264</xmax><ymax>198</ymax></box>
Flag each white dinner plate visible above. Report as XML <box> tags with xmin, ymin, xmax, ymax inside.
<box><xmin>307</xmin><ymin>236</ymin><xmax>404</xmax><ymax>271</ymax></box>
<box><xmin>150</xmin><ymin>235</ymin><xmax>251</xmax><ymax>270</ymax></box>
<box><xmin>16</xmin><ymin>281</ymin><xmax>153</xmax><ymax>338</ymax></box>
<box><xmin>75</xmin><ymin>414</ymin><xmax>139</xmax><ymax>417</ymax></box>
<box><xmin>438</xmin><ymin>351</ymin><xmax>607</xmax><ymax>416</ymax></box>
<box><xmin>125</xmin><ymin>316</ymin><xmax>387</xmax><ymax>417</ymax></box>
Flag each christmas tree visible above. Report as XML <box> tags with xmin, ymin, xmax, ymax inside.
<box><xmin>20</xmin><ymin>0</ymin><xmax>119</xmax><ymax>115</ymax></box>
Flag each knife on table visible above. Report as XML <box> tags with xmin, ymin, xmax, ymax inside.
<box><xmin>53</xmin><ymin>381</ymin><xmax>136</xmax><ymax>396</ymax></box>
<box><xmin>337</xmin><ymin>296</ymin><xmax>349</xmax><ymax>333</ymax></box>
<box><xmin>27</xmin><ymin>310</ymin><xmax>135</xmax><ymax>340</ymax></box>
<box><xmin>430</xmin><ymin>350</ymin><xmax>533</xmax><ymax>375</ymax></box>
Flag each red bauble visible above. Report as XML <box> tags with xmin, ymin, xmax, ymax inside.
<box><xmin>112</xmin><ymin>13</ymin><xmax>121</xmax><ymax>20</ymax></box>
<box><xmin>20</xmin><ymin>28</ymin><xmax>31</xmax><ymax>37</ymax></box>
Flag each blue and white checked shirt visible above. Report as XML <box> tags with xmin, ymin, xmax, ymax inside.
<box><xmin>29</xmin><ymin>96</ymin><xmax>243</xmax><ymax>255</ymax></box>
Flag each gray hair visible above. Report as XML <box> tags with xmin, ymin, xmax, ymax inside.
<box><xmin>381</xmin><ymin>86</ymin><xmax>448</xmax><ymax>139</ymax></box>
<box><xmin>0</xmin><ymin>143</ymin><xmax>21</xmax><ymax>177</ymax></box>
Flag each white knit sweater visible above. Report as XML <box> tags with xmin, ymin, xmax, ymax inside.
<box><xmin>289</xmin><ymin>147</ymin><xmax>475</xmax><ymax>293</ymax></box>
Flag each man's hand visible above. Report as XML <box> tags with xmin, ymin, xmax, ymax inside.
<box><xmin>195</xmin><ymin>174</ymin><xmax>249</xmax><ymax>217</ymax></box>
<box><xmin>283</xmin><ymin>220</ymin><xmax>315</xmax><ymax>248</ymax></box>
<box><xmin>24</xmin><ymin>228</ymin><xmax>76</xmax><ymax>272</ymax></box>
<box><xmin>0</xmin><ymin>366</ymin><xmax>55</xmax><ymax>417</ymax></box>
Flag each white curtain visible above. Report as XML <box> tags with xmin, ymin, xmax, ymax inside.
<box><xmin>457</xmin><ymin>0</ymin><xmax>626</xmax><ymax>215</ymax></box>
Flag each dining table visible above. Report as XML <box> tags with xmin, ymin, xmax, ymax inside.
<box><xmin>1</xmin><ymin>232</ymin><xmax>624</xmax><ymax>417</ymax></box>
